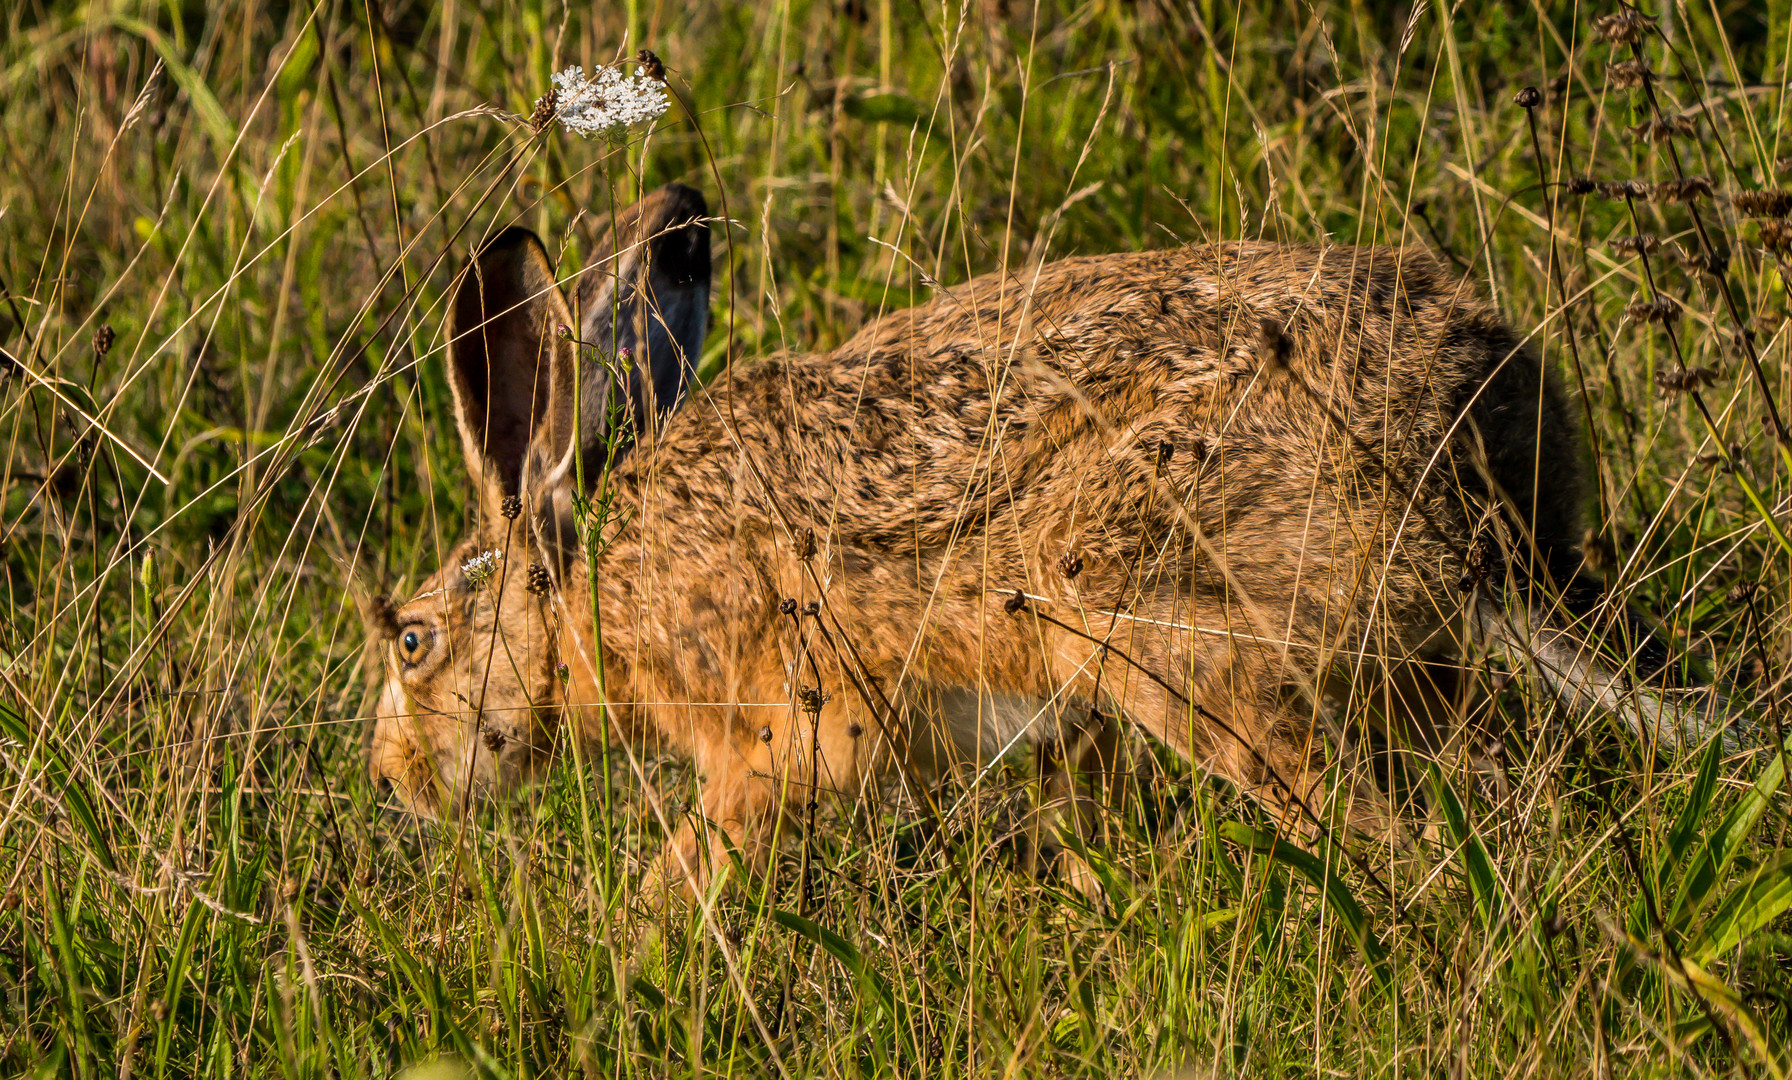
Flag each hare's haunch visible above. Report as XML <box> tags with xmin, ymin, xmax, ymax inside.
<box><xmin>362</xmin><ymin>183</ymin><xmax>1725</xmax><ymax>898</ymax></box>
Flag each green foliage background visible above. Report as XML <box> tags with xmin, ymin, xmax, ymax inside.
<box><xmin>2</xmin><ymin>0</ymin><xmax>1792</xmax><ymax>1076</ymax></box>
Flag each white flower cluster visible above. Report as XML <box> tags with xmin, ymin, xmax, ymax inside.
<box><xmin>542</xmin><ymin>64</ymin><xmax>669</xmax><ymax>140</ymax></box>
<box><xmin>460</xmin><ymin>549</ymin><xmax>504</xmax><ymax>589</ymax></box>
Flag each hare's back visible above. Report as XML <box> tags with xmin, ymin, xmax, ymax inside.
<box><xmin>641</xmin><ymin>242</ymin><xmax>1578</xmax><ymax>591</ymax></box>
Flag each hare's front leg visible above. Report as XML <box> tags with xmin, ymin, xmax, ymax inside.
<box><xmin>639</xmin><ymin>693</ymin><xmax>886</xmax><ymax>904</ymax></box>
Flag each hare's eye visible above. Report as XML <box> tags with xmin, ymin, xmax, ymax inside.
<box><xmin>397</xmin><ymin>628</ymin><xmax>427</xmax><ymax>665</ymax></box>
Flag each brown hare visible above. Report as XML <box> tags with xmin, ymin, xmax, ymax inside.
<box><xmin>363</xmin><ymin>181</ymin><xmax>1726</xmax><ymax>898</ymax></box>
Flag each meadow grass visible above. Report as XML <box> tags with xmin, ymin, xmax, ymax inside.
<box><xmin>3</xmin><ymin>0</ymin><xmax>1792</xmax><ymax>1075</ymax></box>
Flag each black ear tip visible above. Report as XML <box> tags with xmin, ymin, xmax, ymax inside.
<box><xmin>648</xmin><ymin>184</ymin><xmax>711</xmax><ymax>284</ymax></box>
<box><xmin>658</xmin><ymin>182</ymin><xmax>709</xmax><ymax>222</ymax></box>
<box><xmin>476</xmin><ymin>225</ymin><xmax>550</xmax><ymax>264</ymax></box>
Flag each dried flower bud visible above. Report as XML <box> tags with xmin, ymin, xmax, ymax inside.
<box><xmin>1607</xmin><ymin>59</ymin><xmax>1653</xmax><ymax>88</ymax></box>
<box><xmin>1156</xmin><ymin>440</ymin><xmax>1175</xmax><ymax>468</ymax></box>
<box><xmin>1626</xmin><ymin>298</ymin><xmax>1681</xmax><ymax>325</ymax></box>
<box><xmin>1726</xmin><ymin>580</ymin><xmax>1760</xmax><ymax>605</ymax></box>
<box><xmin>797</xmin><ymin>686</ymin><xmax>830</xmax><ymax>716</ymax></box>
<box><xmin>482</xmin><ymin>727</ymin><xmax>507</xmax><ymax>752</ymax></box>
<box><xmin>1611</xmin><ymin>234</ymin><xmax>1659</xmax><ymax>256</ymax></box>
<box><xmin>1594</xmin><ymin>9</ymin><xmax>1656</xmax><ymax>44</ymax></box>
<box><xmin>1653</xmin><ymin>177</ymin><xmax>1713</xmax><ymax>203</ymax></box>
<box><xmin>797</xmin><ymin>528</ymin><xmax>817</xmax><ymax>560</ymax></box>
<box><xmin>1004</xmin><ymin>589</ymin><xmax>1028</xmax><ymax>614</ymax></box>
<box><xmin>847</xmin><ymin>722</ymin><xmax>864</xmax><ymax>738</ymax></box>
<box><xmin>1630</xmin><ymin>116</ymin><xmax>1696</xmax><ymax>143</ymax></box>
<box><xmin>802</xmin><ymin>600</ymin><xmax>820</xmax><ymax>617</ymax></box>
<box><xmin>500</xmin><ymin>494</ymin><xmax>522</xmax><ymax>520</ymax></box>
<box><xmin>555</xmin><ymin>662</ymin><xmax>570</xmax><ymax>682</ymax></box>
<box><xmin>1058</xmin><ymin>551</ymin><xmax>1083</xmax><ymax>580</ymax></box>
<box><xmin>1732</xmin><ymin>190</ymin><xmax>1792</xmax><ymax>218</ymax></box>
<box><xmin>1760</xmin><ymin>219</ymin><xmax>1792</xmax><ymax>254</ymax></box>
<box><xmin>92</xmin><ymin>324</ymin><xmax>115</xmax><ymax>356</ymax></box>
<box><xmin>1655</xmin><ymin>367</ymin><xmax>1719</xmax><ymax>394</ymax></box>
<box><xmin>635</xmin><ymin>49</ymin><xmax>666</xmax><ymax>82</ymax></box>
<box><xmin>525</xmin><ymin>562</ymin><xmax>552</xmax><ymax>596</ymax></box>
<box><xmin>1513</xmin><ymin>86</ymin><xmax>1542</xmax><ymax>109</ymax></box>
<box><xmin>1567</xmin><ymin>177</ymin><xmax>1597</xmax><ymax>195</ymax></box>
<box><xmin>758</xmin><ymin>724</ymin><xmax>773</xmax><ymax>743</ymax></box>
<box><xmin>779</xmin><ymin>597</ymin><xmax>798</xmax><ymax>615</ymax></box>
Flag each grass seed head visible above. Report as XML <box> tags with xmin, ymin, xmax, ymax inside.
<box><xmin>92</xmin><ymin>324</ymin><xmax>114</xmax><ymax>356</ymax></box>
<box><xmin>525</xmin><ymin>562</ymin><xmax>552</xmax><ymax>596</ymax></box>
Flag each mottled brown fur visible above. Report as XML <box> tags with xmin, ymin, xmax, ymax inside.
<box><xmin>365</xmin><ymin>184</ymin><xmax>1599</xmax><ymax>897</ymax></box>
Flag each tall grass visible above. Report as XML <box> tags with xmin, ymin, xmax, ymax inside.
<box><xmin>2</xmin><ymin>0</ymin><xmax>1791</xmax><ymax>1075</ymax></box>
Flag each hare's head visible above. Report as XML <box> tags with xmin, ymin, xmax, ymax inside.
<box><xmin>363</xmin><ymin>183</ymin><xmax>711</xmax><ymax>816</ymax></box>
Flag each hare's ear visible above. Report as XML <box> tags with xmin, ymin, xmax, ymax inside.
<box><xmin>573</xmin><ymin>182</ymin><xmax>711</xmax><ymax>461</ymax></box>
<box><xmin>446</xmin><ymin>227</ymin><xmax>576</xmax><ymax>532</ymax></box>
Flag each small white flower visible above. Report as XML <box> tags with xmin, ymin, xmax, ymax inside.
<box><xmin>461</xmin><ymin>549</ymin><xmax>504</xmax><ymax>589</ymax></box>
<box><xmin>538</xmin><ymin>64</ymin><xmax>670</xmax><ymax>140</ymax></box>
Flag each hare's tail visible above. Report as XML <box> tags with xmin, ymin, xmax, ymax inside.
<box><xmin>1478</xmin><ymin>585</ymin><xmax>1744</xmax><ymax>754</ymax></box>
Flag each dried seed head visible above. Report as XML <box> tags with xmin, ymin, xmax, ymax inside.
<box><xmin>1004</xmin><ymin>589</ymin><xmax>1028</xmax><ymax>614</ymax></box>
<box><xmin>92</xmin><ymin>324</ymin><xmax>115</xmax><ymax>356</ymax></box>
<box><xmin>1693</xmin><ymin>450</ymin><xmax>1735</xmax><ymax>474</ymax></box>
<box><xmin>1596</xmin><ymin>179</ymin><xmax>1652</xmax><ymax>200</ymax></box>
<box><xmin>803</xmin><ymin>600</ymin><xmax>820</xmax><ymax>617</ymax></box>
<box><xmin>1567</xmin><ymin>177</ymin><xmax>1597</xmax><ymax>195</ymax></box>
<box><xmin>1626</xmin><ymin>297</ymin><xmax>1681</xmax><ymax>325</ymax></box>
<box><xmin>797</xmin><ymin>686</ymin><xmax>830</xmax><ymax>716</ymax></box>
<box><xmin>525</xmin><ymin>562</ymin><xmax>552</xmax><ymax>596</ymax></box>
<box><xmin>1726</xmin><ymin>580</ymin><xmax>1760</xmax><ymax>605</ymax></box>
<box><xmin>1655</xmin><ymin>367</ymin><xmax>1719</xmax><ymax>394</ymax></box>
<box><xmin>1607</xmin><ymin>59</ymin><xmax>1653</xmax><ymax>88</ymax></box>
<box><xmin>500</xmin><ymin>494</ymin><xmax>522</xmax><ymax>520</ymax></box>
<box><xmin>1058</xmin><ymin>551</ymin><xmax>1084</xmax><ymax>580</ymax></box>
<box><xmin>1594</xmin><ymin>9</ymin><xmax>1656</xmax><ymax>44</ymax></box>
<box><xmin>1732</xmin><ymin>190</ymin><xmax>1792</xmax><ymax>218</ymax></box>
<box><xmin>482</xmin><ymin>727</ymin><xmax>507</xmax><ymax>753</ymax></box>
<box><xmin>1513</xmin><ymin>86</ymin><xmax>1543</xmax><ymax>109</ymax></box>
<box><xmin>847</xmin><ymin>722</ymin><xmax>864</xmax><ymax>738</ymax></box>
<box><xmin>528</xmin><ymin>88</ymin><xmax>560</xmax><ymax>134</ymax></box>
<box><xmin>797</xmin><ymin>528</ymin><xmax>817</xmax><ymax>560</ymax></box>
<box><xmin>1611</xmin><ymin>234</ymin><xmax>1660</xmax><ymax>256</ymax></box>
<box><xmin>1156</xmin><ymin>440</ymin><xmax>1175</xmax><ymax>468</ymax></box>
<box><xmin>1760</xmin><ymin>219</ymin><xmax>1792</xmax><ymax>254</ymax></box>
<box><xmin>1653</xmin><ymin>177</ymin><xmax>1714</xmax><ymax>203</ymax></box>
<box><xmin>1669</xmin><ymin>244</ymin><xmax>1729</xmax><ymax>278</ymax></box>
<box><xmin>758</xmin><ymin>724</ymin><xmax>773</xmax><ymax>743</ymax></box>
<box><xmin>779</xmin><ymin>597</ymin><xmax>798</xmax><ymax>615</ymax></box>
<box><xmin>1629</xmin><ymin>116</ymin><xmax>1695</xmax><ymax>143</ymax></box>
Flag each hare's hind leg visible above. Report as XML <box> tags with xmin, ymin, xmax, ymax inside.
<box><xmin>1043</xmin><ymin>601</ymin><xmax>1400</xmax><ymax>839</ymax></box>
